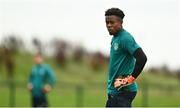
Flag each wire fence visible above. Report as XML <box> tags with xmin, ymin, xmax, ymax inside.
<box><xmin>0</xmin><ymin>80</ymin><xmax>180</xmax><ymax>107</ymax></box>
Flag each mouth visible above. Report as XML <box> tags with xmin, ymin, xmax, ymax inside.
<box><xmin>107</xmin><ymin>28</ymin><xmax>116</xmax><ymax>35</ymax></box>
<box><xmin>108</xmin><ymin>28</ymin><xmax>114</xmax><ymax>33</ymax></box>
<box><xmin>108</xmin><ymin>27</ymin><xmax>113</xmax><ymax>31</ymax></box>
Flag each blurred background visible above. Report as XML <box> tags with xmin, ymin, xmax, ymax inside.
<box><xmin>0</xmin><ymin>0</ymin><xmax>180</xmax><ymax>107</ymax></box>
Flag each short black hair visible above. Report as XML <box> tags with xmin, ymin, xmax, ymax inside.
<box><xmin>105</xmin><ymin>8</ymin><xmax>125</xmax><ymax>20</ymax></box>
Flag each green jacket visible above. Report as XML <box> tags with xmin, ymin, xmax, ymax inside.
<box><xmin>28</xmin><ymin>64</ymin><xmax>56</xmax><ymax>96</ymax></box>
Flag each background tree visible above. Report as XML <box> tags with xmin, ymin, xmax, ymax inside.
<box><xmin>32</xmin><ymin>37</ymin><xmax>43</xmax><ymax>54</ymax></box>
<box><xmin>51</xmin><ymin>38</ymin><xmax>68</xmax><ymax>68</ymax></box>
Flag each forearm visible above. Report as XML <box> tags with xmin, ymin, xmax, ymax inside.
<box><xmin>131</xmin><ymin>48</ymin><xmax>147</xmax><ymax>78</ymax></box>
<box><xmin>47</xmin><ymin>72</ymin><xmax>56</xmax><ymax>87</ymax></box>
<box><xmin>114</xmin><ymin>48</ymin><xmax>147</xmax><ymax>88</ymax></box>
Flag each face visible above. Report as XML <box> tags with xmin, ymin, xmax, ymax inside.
<box><xmin>34</xmin><ymin>55</ymin><xmax>43</xmax><ymax>64</ymax></box>
<box><xmin>105</xmin><ymin>15</ymin><xmax>122</xmax><ymax>35</ymax></box>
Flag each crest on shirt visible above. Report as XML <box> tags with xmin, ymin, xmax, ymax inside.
<box><xmin>114</xmin><ymin>43</ymin><xmax>119</xmax><ymax>50</ymax></box>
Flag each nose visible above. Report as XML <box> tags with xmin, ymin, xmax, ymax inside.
<box><xmin>107</xmin><ymin>23</ymin><xmax>111</xmax><ymax>28</ymax></box>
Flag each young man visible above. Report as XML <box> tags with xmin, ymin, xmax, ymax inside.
<box><xmin>27</xmin><ymin>54</ymin><xmax>56</xmax><ymax>107</ymax></box>
<box><xmin>105</xmin><ymin>8</ymin><xmax>147</xmax><ymax>107</ymax></box>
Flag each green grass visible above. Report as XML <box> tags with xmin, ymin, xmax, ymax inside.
<box><xmin>133</xmin><ymin>89</ymin><xmax>180</xmax><ymax>107</ymax></box>
<box><xmin>0</xmin><ymin>53</ymin><xmax>180</xmax><ymax>107</ymax></box>
<box><xmin>1</xmin><ymin>85</ymin><xmax>180</xmax><ymax>107</ymax></box>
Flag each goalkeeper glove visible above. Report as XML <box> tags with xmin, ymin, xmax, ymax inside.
<box><xmin>114</xmin><ymin>75</ymin><xmax>135</xmax><ymax>90</ymax></box>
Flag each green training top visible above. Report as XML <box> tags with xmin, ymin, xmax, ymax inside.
<box><xmin>28</xmin><ymin>64</ymin><xmax>56</xmax><ymax>97</ymax></box>
<box><xmin>107</xmin><ymin>28</ymin><xmax>140</xmax><ymax>95</ymax></box>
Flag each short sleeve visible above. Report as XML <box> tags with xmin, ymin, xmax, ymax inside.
<box><xmin>122</xmin><ymin>34</ymin><xmax>140</xmax><ymax>55</ymax></box>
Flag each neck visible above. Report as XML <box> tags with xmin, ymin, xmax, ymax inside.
<box><xmin>114</xmin><ymin>28</ymin><xmax>123</xmax><ymax>36</ymax></box>
<box><xmin>36</xmin><ymin>63</ymin><xmax>43</xmax><ymax>66</ymax></box>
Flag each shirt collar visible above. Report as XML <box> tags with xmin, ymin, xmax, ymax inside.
<box><xmin>35</xmin><ymin>63</ymin><xmax>43</xmax><ymax>67</ymax></box>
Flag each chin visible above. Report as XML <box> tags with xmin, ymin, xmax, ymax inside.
<box><xmin>109</xmin><ymin>32</ymin><xmax>114</xmax><ymax>35</ymax></box>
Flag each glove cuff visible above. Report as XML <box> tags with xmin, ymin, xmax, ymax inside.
<box><xmin>127</xmin><ymin>75</ymin><xmax>135</xmax><ymax>83</ymax></box>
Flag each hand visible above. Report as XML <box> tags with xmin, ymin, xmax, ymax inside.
<box><xmin>27</xmin><ymin>83</ymin><xmax>33</xmax><ymax>92</ymax></box>
<box><xmin>114</xmin><ymin>75</ymin><xmax>135</xmax><ymax>88</ymax></box>
<box><xmin>43</xmin><ymin>85</ymin><xmax>52</xmax><ymax>93</ymax></box>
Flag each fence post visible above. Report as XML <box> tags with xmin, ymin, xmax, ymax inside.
<box><xmin>76</xmin><ymin>85</ymin><xmax>84</xmax><ymax>107</ymax></box>
<box><xmin>9</xmin><ymin>78</ymin><xmax>15</xmax><ymax>107</ymax></box>
<box><xmin>142</xmin><ymin>79</ymin><xmax>148</xmax><ymax>107</ymax></box>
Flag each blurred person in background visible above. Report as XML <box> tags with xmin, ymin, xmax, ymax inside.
<box><xmin>105</xmin><ymin>8</ymin><xmax>147</xmax><ymax>107</ymax></box>
<box><xmin>27</xmin><ymin>53</ymin><xmax>56</xmax><ymax>107</ymax></box>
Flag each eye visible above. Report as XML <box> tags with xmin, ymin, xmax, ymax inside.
<box><xmin>106</xmin><ymin>21</ymin><xmax>114</xmax><ymax>25</ymax></box>
<box><xmin>111</xmin><ymin>21</ymin><xmax>115</xmax><ymax>24</ymax></box>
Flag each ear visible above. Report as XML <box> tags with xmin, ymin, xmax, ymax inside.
<box><xmin>118</xmin><ymin>21</ymin><xmax>123</xmax><ymax>28</ymax></box>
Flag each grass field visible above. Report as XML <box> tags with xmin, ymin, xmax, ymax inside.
<box><xmin>0</xmin><ymin>84</ymin><xmax>180</xmax><ymax>107</ymax></box>
<box><xmin>0</xmin><ymin>53</ymin><xmax>180</xmax><ymax>107</ymax></box>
